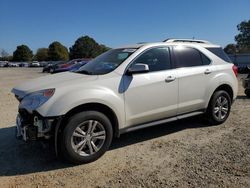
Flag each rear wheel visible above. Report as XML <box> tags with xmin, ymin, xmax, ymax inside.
<box><xmin>60</xmin><ymin>111</ymin><xmax>113</xmax><ymax>164</ymax></box>
<box><xmin>205</xmin><ymin>90</ymin><xmax>231</xmax><ymax>125</ymax></box>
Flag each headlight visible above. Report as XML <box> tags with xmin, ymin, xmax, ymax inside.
<box><xmin>19</xmin><ymin>88</ymin><xmax>55</xmax><ymax>111</ymax></box>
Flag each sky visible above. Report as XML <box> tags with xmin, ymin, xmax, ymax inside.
<box><xmin>0</xmin><ymin>0</ymin><xmax>249</xmax><ymax>54</ymax></box>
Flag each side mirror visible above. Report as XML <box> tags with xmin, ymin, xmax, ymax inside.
<box><xmin>127</xmin><ymin>63</ymin><xmax>149</xmax><ymax>75</ymax></box>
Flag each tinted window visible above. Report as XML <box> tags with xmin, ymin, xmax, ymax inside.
<box><xmin>132</xmin><ymin>47</ymin><xmax>171</xmax><ymax>72</ymax></box>
<box><xmin>174</xmin><ymin>47</ymin><xmax>204</xmax><ymax>68</ymax></box>
<box><xmin>200</xmin><ymin>52</ymin><xmax>211</xmax><ymax>65</ymax></box>
<box><xmin>206</xmin><ymin>47</ymin><xmax>232</xmax><ymax>63</ymax></box>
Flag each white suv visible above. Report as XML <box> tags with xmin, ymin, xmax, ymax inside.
<box><xmin>12</xmin><ymin>39</ymin><xmax>238</xmax><ymax>164</ymax></box>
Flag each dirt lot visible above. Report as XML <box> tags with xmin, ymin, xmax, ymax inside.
<box><xmin>0</xmin><ymin>68</ymin><xmax>249</xmax><ymax>188</ymax></box>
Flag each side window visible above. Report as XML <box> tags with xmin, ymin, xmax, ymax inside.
<box><xmin>174</xmin><ymin>46</ymin><xmax>210</xmax><ymax>68</ymax></box>
<box><xmin>200</xmin><ymin>52</ymin><xmax>211</xmax><ymax>65</ymax></box>
<box><xmin>205</xmin><ymin>47</ymin><xmax>232</xmax><ymax>63</ymax></box>
<box><xmin>132</xmin><ymin>47</ymin><xmax>171</xmax><ymax>72</ymax></box>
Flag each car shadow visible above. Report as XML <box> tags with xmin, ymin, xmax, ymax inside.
<box><xmin>0</xmin><ymin>116</ymin><xmax>213</xmax><ymax>176</ymax></box>
<box><xmin>236</xmin><ymin>95</ymin><xmax>248</xmax><ymax>99</ymax></box>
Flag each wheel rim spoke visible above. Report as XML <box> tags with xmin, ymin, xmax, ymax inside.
<box><xmin>75</xmin><ymin>127</ymin><xmax>86</xmax><ymax>136</ymax></box>
<box><xmin>74</xmin><ymin>139</ymin><xmax>87</xmax><ymax>152</ymax></box>
<box><xmin>73</xmin><ymin>131</ymin><xmax>85</xmax><ymax>138</ymax></box>
<box><xmin>87</xmin><ymin>141</ymin><xmax>94</xmax><ymax>154</ymax></box>
<box><xmin>222</xmin><ymin>107</ymin><xmax>228</xmax><ymax>113</ymax></box>
<box><xmin>91</xmin><ymin>141</ymin><xmax>98</xmax><ymax>152</ymax></box>
<box><xmin>87</xmin><ymin>120</ymin><xmax>93</xmax><ymax>134</ymax></box>
<box><xmin>93</xmin><ymin>131</ymin><xmax>106</xmax><ymax>140</ymax></box>
<box><xmin>214</xmin><ymin>107</ymin><xmax>220</xmax><ymax>113</ymax></box>
<box><xmin>91</xmin><ymin>121</ymin><xmax>98</xmax><ymax>133</ymax></box>
<box><xmin>218</xmin><ymin>110</ymin><xmax>222</xmax><ymax>120</ymax></box>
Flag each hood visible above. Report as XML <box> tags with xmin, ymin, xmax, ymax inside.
<box><xmin>12</xmin><ymin>72</ymin><xmax>97</xmax><ymax>98</ymax></box>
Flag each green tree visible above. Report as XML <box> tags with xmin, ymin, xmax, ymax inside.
<box><xmin>0</xmin><ymin>49</ymin><xmax>9</xmax><ymax>57</ymax></box>
<box><xmin>48</xmin><ymin>41</ymin><xmax>69</xmax><ymax>61</ymax></box>
<box><xmin>69</xmin><ymin>36</ymin><xmax>110</xmax><ymax>59</ymax></box>
<box><xmin>224</xmin><ymin>44</ymin><xmax>237</xmax><ymax>54</ymax></box>
<box><xmin>235</xmin><ymin>20</ymin><xmax>250</xmax><ymax>52</ymax></box>
<box><xmin>35</xmin><ymin>48</ymin><xmax>49</xmax><ymax>61</ymax></box>
<box><xmin>12</xmin><ymin>45</ymin><xmax>33</xmax><ymax>62</ymax></box>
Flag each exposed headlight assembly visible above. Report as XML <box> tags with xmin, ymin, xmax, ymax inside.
<box><xmin>19</xmin><ymin>88</ymin><xmax>55</xmax><ymax>111</ymax></box>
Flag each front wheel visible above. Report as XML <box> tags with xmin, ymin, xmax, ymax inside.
<box><xmin>60</xmin><ymin>111</ymin><xmax>113</xmax><ymax>164</ymax></box>
<box><xmin>205</xmin><ymin>90</ymin><xmax>231</xmax><ymax>125</ymax></box>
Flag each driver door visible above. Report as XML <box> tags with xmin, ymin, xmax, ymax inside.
<box><xmin>124</xmin><ymin>47</ymin><xmax>178</xmax><ymax>126</ymax></box>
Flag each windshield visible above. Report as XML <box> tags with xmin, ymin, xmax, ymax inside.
<box><xmin>77</xmin><ymin>48</ymin><xmax>137</xmax><ymax>75</ymax></box>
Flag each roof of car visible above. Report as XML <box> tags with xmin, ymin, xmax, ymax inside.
<box><xmin>118</xmin><ymin>39</ymin><xmax>221</xmax><ymax>49</ymax></box>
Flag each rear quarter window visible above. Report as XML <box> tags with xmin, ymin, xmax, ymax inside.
<box><xmin>206</xmin><ymin>47</ymin><xmax>232</xmax><ymax>63</ymax></box>
<box><xmin>173</xmin><ymin>46</ymin><xmax>210</xmax><ymax>68</ymax></box>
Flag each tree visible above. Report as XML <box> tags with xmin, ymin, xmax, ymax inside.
<box><xmin>12</xmin><ymin>45</ymin><xmax>33</xmax><ymax>62</ymax></box>
<box><xmin>35</xmin><ymin>48</ymin><xmax>49</xmax><ymax>61</ymax></box>
<box><xmin>224</xmin><ymin>44</ymin><xmax>237</xmax><ymax>54</ymax></box>
<box><xmin>0</xmin><ymin>49</ymin><xmax>9</xmax><ymax>57</ymax></box>
<box><xmin>235</xmin><ymin>20</ymin><xmax>250</xmax><ymax>52</ymax></box>
<box><xmin>48</xmin><ymin>41</ymin><xmax>69</xmax><ymax>61</ymax></box>
<box><xmin>69</xmin><ymin>36</ymin><xmax>110</xmax><ymax>59</ymax></box>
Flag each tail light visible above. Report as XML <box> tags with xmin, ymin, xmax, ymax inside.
<box><xmin>232</xmin><ymin>65</ymin><xmax>238</xmax><ymax>77</ymax></box>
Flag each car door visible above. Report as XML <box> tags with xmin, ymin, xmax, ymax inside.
<box><xmin>123</xmin><ymin>47</ymin><xmax>178</xmax><ymax>126</ymax></box>
<box><xmin>172</xmin><ymin>46</ymin><xmax>215</xmax><ymax>114</ymax></box>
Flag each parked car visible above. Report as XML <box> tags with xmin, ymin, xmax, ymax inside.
<box><xmin>19</xmin><ymin>62</ymin><xmax>29</xmax><ymax>67</ymax></box>
<box><xmin>0</xmin><ymin>61</ymin><xmax>8</xmax><ymax>67</ymax></box>
<box><xmin>42</xmin><ymin>61</ymin><xmax>65</xmax><ymax>73</ymax></box>
<box><xmin>242</xmin><ymin>66</ymin><xmax>250</xmax><ymax>98</ymax></box>
<box><xmin>12</xmin><ymin>39</ymin><xmax>238</xmax><ymax>164</ymax></box>
<box><xmin>51</xmin><ymin>59</ymin><xmax>90</xmax><ymax>74</ymax></box>
<box><xmin>8</xmin><ymin>62</ymin><xmax>19</xmax><ymax>67</ymax></box>
<box><xmin>30</xmin><ymin>61</ymin><xmax>40</xmax><ymax>67</ymax></box>
<box><xmin>52</xmin><ymin>60</ymin><xmax>89</xmax><ymax>73</ymax></box>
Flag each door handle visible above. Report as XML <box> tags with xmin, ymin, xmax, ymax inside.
<box><xmin>204</xmin><ymin>69</ymin><xmax>212</xmax><ymax>74</ymax></box>
<box><xmin>165</xmin><ymin>76</ymin><xmax>176</xmax><ymax>83</ymax></box>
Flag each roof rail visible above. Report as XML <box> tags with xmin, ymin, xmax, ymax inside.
<box><xmin>163</xmin><ymin>38</ymin><xmax>211</xmax><ymax>44</ymax></box>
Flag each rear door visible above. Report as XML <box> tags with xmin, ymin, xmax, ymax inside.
<box><xmin>172</xmin><ymin>46</ymin><xmax>215</xmax><ymax>114</ymax></box>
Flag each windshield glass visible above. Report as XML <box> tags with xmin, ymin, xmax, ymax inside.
<box><xmin>77</xmin><ymin>48</ymin><xmax>137</xmax><ymax>75</ymax></box>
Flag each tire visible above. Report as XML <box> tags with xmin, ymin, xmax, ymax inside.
<box><xmin>205</xmin><ymin>90</ymin><xmax>231</xmax><ymax>125</ymax></box>
<box><xmin>60</xmin><ymin>111</ymin><xmax>113</xmax><ymax>164</ymax></box>
<box><xmin>245</xmin><ymin>89</ymin><xmax>250</xmax><ymax>98</ymax></box>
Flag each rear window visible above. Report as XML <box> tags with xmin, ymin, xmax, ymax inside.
<box><xmin>173</xmin><ymin>46</ymin><xmax>211</xmax><ymax>68</ymax></box>
<box><xmin>206</xmin><ymin>47</ymin><xmax>232</xmax><ymax>63</ymax></box>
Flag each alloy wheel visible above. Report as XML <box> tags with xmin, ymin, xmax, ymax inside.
<box><xmin>71</xmin><ymin>120</ymin><xmax>106</xmax><ymax>156</ymax></box>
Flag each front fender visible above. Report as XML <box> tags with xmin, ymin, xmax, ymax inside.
<box><xmin>36</xmin><ymin>87</ymin><xmax>125</xmax><ymax>128</ymax></box>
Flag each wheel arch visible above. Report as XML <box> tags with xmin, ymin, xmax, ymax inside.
<box><xmin>54</xmin><ymin>102</ymin><xmax>120</xmax><ymax>156</ymax></box>
<box><xmin>206</xmin><ymin>84</ymin><xmax>234</xmax><ymax>110</ymax></box>
<box><xmin>62</xmin><ymin>102</ymin><xmax>119</xmax><ymax>137</ymax></box>
<box><xmin>213</xmin><ymin>84</ymin><xmax>234</xmax><ymax>103</ymax></box>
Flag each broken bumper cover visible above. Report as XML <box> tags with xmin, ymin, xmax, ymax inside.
<box><xmin>15</xmin><ymin>109</ymin><xmax>59</xmax><ymax>141</ymax></box>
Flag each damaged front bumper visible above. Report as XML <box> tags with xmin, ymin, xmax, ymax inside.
<box><xmin>16</xmin><ymin>109</ymin><xmax>60</xmax><ymax>141</ymax></box>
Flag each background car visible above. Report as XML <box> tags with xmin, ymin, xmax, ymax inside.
<box><xmin>42</xmin><ymin>61</ymin><xmax>65</xmax><ymax>73</ymax></box>
<box><xmin>50</xmin><ymin>59</ymin><xmax>91</xmax><ymax>73</ymax></box>
<box><xmin>8</xmin><ymin>62</ymin><xmax>19</xmax><ymax>67</ymax></box>
<box><xmin>29</xmin><ymin>61</ymin><xmax>40</xmax><ymax>67</ymax></box>
<box><xmin>52</xmin><ymin>60</ymin><xmax>90</xmax><ymax>73</ymax></box>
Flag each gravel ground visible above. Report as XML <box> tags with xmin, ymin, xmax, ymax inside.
<box><xmin>0</xmin><ymin>68</ymin><xmax>249</xmax><ymax>188</ymax></box>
